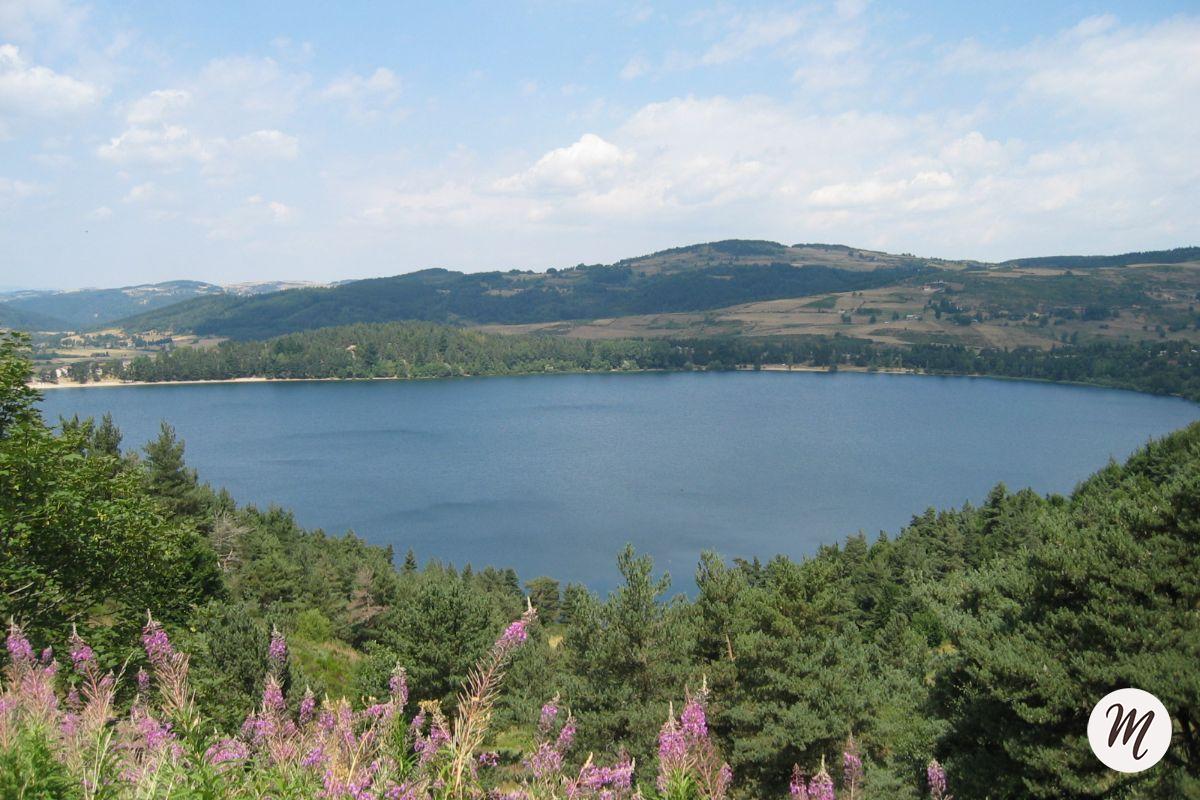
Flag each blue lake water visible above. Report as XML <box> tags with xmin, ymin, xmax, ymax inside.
<box><xmin>39</xmin><ymin>371</ymin><xmax>1199</xmax><ymax>592</ymax></box>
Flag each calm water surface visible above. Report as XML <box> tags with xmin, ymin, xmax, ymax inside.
<box><xmin>40</xmin><ymin>371</ymin><xmax>1199</xmax><ymax>591</ymax></box>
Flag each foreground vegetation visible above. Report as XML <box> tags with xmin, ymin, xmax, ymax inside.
<box><xmin>2</xmin><ymin>331</ymin><xmax>1198</xmax><ymax>797</ymax></box>
<box><xmin>45</xmin><ymin>320</ymin><xmax>1200</xmax><ymax>403</ymax></box>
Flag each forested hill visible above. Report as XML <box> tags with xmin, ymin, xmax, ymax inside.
<box><xmin>0</xmin><ymin>280</ymin><xmax>226</xmax><ymax>330</ymax></box>
<box><xmin>3</xmin><ymin>330</ymin><xmax>1198</xmax><ymax>798</ymax></box>
<box><xmin>67</xmin><ymin>320</ymin><xmax>1200</xmax><ymax>403</ymax></box>
<box><xmin>114</xmin><ymin>241</ymin><xmax>936</xmax><ymax>339</ymax></box>
<box><xmin>1000</xmin><ymin>245</ymin><xmax>1200</xmax><ymax>270</ymax></box>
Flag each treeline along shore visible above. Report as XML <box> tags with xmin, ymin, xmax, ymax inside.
<box><xmin>2</xmin><ymin>329</ymin><xmax>1199</xmax><ymax>798</ymax></box>
<box><xmin>35</xmin><ymin>320</ymin><xmax>1200</xmax><ymax>402</ymax></box>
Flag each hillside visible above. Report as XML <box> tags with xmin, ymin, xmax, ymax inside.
<box><xmin>0</xmin><ymin>303</ymin><xmax>68</xmax><ymax>331</ymax></box>
<box><xmin>0</xmin><ymin>280</ymin><xmax>225</xmax><ymax>330</ymax></box>
<box><xmin>113</xmin><ymin>242</ymin><xmax>1200</xmax><ymax>345</ymax></box>
<box><xmin>0</xmin><ymin>279</ymin><xmax>330</xmax><ymax>332</ymax></box>
<box><xmin>482</xmin><ymin>246</ymin><xmax>1200</xmax><ymax>352</ymax></box>
<box><xmin>114</xmin><ymin>241</ymin><xmax>940</xmax><ymax>339</ymax></box>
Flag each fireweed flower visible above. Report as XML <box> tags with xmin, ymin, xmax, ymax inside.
<box><xmin>300</xmin><ymin>687</ymin><xmax>317</xmax><ymax>725</ymax></box>
<box><xmin>133</xmin><ymin>707</ymin><xmax>176</xmax><ymax>753</ymax></box>
<box><xmin>495</xmin><ymin>619</ymin><xmax>528</xmax><ymax>655</ymax></box>
<box><xmin>656</xmin><ymin>716</ymin><xmax>688</xmax><ymax>791</ymax></box>
<box><xmin>680</xmin><ymin>697</ymin><xmax>708</xmax><ymax>740</ymax></box>
<box><xmin>262</xmin><ymin>675</ymin><xmax>285</xmax><ymax>714</ymax></box>
<box><xmin>808</xmin><ymin>762</ymin><xmax>835</xmax><ymax>800</ymax></box>
<box><xmin>268</xmin><ymin>627</ymin><xmax>287</xmax><ymax>667</ymax></box>
<box><xmin>843</xmin><ymin>733</ymin><xmax>863</xmax><ymax>796</ymax></box>
<box><xmin>539</xmin><ymin>700</ymin><xmax>559</xmax><ymax>731</ymax></box>
<box><xmin>790</xmin><ymin>766</ymin><xmax>810</xmax><ymax>799</ymax></box>
<box><xmin>478</xmin><ymin>750</ymin><xmax>500</xmax><ymax>767</ymax></box>
<box><xmin>556</xmin><ymin>718</ymin><xmax>576</xmax><ymax>752</ymax></box>
<box><xmin>205</xmin><ymin>737</ymin><xmax>249</xmax><ymax>767</ymax></box>
<box><xmin>141</xmin><ymin>616</ymin><xmax>175</xmax><ymax>669</ymax></box>
<box><xmin>389</xmin><ymin>665</ymin><xmax>409</xmax><ymax>708</ymax></box>
<box><xmin>68</xmin><ymin>626</ymin><xmax>95</xmax><ymax>672</ymax></box>
<box><xmin>928</xmin><ymin>759</ymin><xmax>949</xmax><ymax>800</ymax></box>
<box><xmin>5</xmin><ymin>623</ymin><xmax>34</xmax><ymax>665</ymax></box>
<box><xmin>525</xmin><ymin>740</ymin><xmax>564</xmax><ymax>778</ymax></box>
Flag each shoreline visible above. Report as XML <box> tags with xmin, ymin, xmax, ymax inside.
<box><xmin>26</xmin><ymin>364</ymin><xmax>1198</xmax><ymax>406</ymax></box>
<box><xmin>28</xmin><ymin>364</ymin><xmax>914</xmax><ymax>391</ymax></box>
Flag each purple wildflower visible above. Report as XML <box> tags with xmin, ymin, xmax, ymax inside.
<box><xmin>299</xmin><ymin>688</ymin><xmax>316</xmax><ymax>724</ymax></box>
<box><xmin>928</xmin><ymin>759</ymin><xmax>949</xmax><ymax>800</ymax></box>
<box><xmin>658</xmin><ymin>722</ymin><xmax>687</xmax><ymax>766</ymax></box>
<box><xmin>478</xmin><ymin>750</ymin><xmax>500</xmax><ymax>768</ymax></box>
<box><xmin>5</xmin><ymin>623</ymin><xmax>33</xmax><ymax>664</ymax></box>
<box><xmin>808</xmin><ymin>767</ymin><xmax>835</xmax><ymax>800</ymax></box>
<box><xmin>576</xmin><ymin>757</ymin><xmax>635</xmax><ymax>792</ymax></box>
<box><xmin>141</xmin><ymin>616</ymin><xmax>175</xmax><ymax>669</ymax></box>
<box><xmin>843</xmin><ymin>734</ymin><xmax>863</xmax><ymax>795</ymax></box>
<box><xmin>681</xmin><ymin>696</ymin><xmax>708</xmax><ymax>740</ymax></box>
<box><xmin>556</xmin><ymin>718</ymin><xmax>576</xmax><ymax>752</ymax></box>
<box><xmin>718</xmin><ymin>763</ymin><xmax>734</xmax><ymax>795</ymax></box>
<box><xmin>524</xmin><ymin>741</ymin><xmax>563</xmax><ymax>778</ymax></box>
<box><xmin>385</xmin><ymin>782</ymin><xmax>423</xmax><ymax>800</ymax></box>
<box><xmin>656</xmin><ymin>717</ymin><xmax>688</xmax><ymax>791</ymax></box>
<box><xmin>268</xmin><ymin>627</ymin><xmax>287</xmax><ymax>667</ymax></box>
<box><xmin>539</xmin><ymin>700</ymin><xmax>559</xmax><ymax>731</ymax></box>
<box><xmin>388</xmin><ymin>665</ymin><xmax>409</xmax><ymax>707</ymax></box>
<box><xmin>789</xmin><ymin>766</ymin><xmax>810</xmax><ymax>799</ymax></box>
<box><xmin>205</xmin><ymin>738</ymin><xmax>249</xmax><ymax>766</ymax></box>
<box><xmin>496</xmin><ymin>619</ymin><xmax>528</xmax><ymax>652</ymax></box>
<box><xmin>68</xmin><ymin>635</ymin><xmax>94</xmax><ymax>672</ymax></box>
<box><xmin>134</xmin><ymin>709</ymin><xmax>175</xmax><ymax>753</ymax></box>
<box><xmin>136</xmin><ymin>667</ymin><xmax>150</xmax><ymax>692</ymax></box>
<box><xmin>301</xmin><ymin>746</ymin><xmax>326</xmax><ymax>767</ymax></box>
<box><xmin>261</xmin><ymin>675</ymin><xmax>285</xmax><ymax>713</ymax></box>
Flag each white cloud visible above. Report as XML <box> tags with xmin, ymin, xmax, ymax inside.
<box><xmin>125</xmin><ymin>89</ymin><xmax>191</xmax><ymax>124</ymax></box>
<box><xmin>0</xmin><ymin>0</ymin><xmax>89</xmax><ymax>46</ymax></box>
<box><xmin>86</xmin><ymin>204</ymin><xmax>112</xmax><ymax>220</ymax></box>
<box><xmin>232</xmin><ymin>129</ymin><xmax>299</xmax><ymax>160</ymax></box>
<box><xmin>620</xmin><ymin>56</ymin><xmax>649</xmax><ymax>80</ymax></box>
<box><xmin>202</xmin><ymin>194</ymin><xmax>296</xmax><ymax>240</ymax></box>
<box><xmin>320</xmin><ymin>67</ymin><xmax>400</xmax><ymax>113</ymax></box>
<box><xmin>1022</xmin><ymin>16</ymin><xmax>1200</xmax><ymax>121</ymax></box>
<box><xmin>496</xmin><ymin>134</ymin><xmax>634</xmax><ymax>193</ymax></box>
<box><xmin>0</xmin><ymin>43</ymin><xmax>99</xmax><ymax>115</ymax></box>
<box><xmin>196</xmin><ymin>56</ymin><xmax>310</xmax><ymax>119</ymax></box>
<box><xmin>701</xmin><ymin>9</ymin><xmax>808</xmax><ymax>65</ymax></box>
<box><xmin>99</xmin><ymin>124</ymin><xmax>212</xmax><ymax>166</ymax></box>
<box><xmin>123</xmin><ymin>181</ymin><xmax>163</xmax><ymax>203</ymax></box>
<box><xmin>0</xmin><ymin>175</ymin><xmax>42</xmax><ymax>203</ymax></box>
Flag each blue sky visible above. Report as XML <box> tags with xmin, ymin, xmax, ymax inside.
<box><xmin>1</xmin><ymin>1</ymin><xmax>1197</xmax><ymax>289</ymax></box>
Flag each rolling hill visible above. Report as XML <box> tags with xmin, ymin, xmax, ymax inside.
<box><xmin>0</xmin><ymin>280</ymin><xmax>226</xmax><ymax>330</ymax></box>
<box><xmin>0</xmin><ymin>279</ymin><xmax>331</xmax><ymax>332</ymax></box>
<box><xmin>116</xmin><ymin>242</ymin><xmax>944</xmax><ymax>339</ymax></box>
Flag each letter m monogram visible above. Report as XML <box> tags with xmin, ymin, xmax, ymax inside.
<box><xmin>1106</xmin><ymin>703</ymin><xmax>1155</xmax><ymax>760</ymax></box>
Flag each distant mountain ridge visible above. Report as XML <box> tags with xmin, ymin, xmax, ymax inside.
<box><xmin>115</xmin><ymin>240</ymin><xmax>942</xmax><ymax>339</ymax></box>
<box><xmin>999</xmin><ymin>246</ymin><xmax>1200</xmax><ymax>270</ymax></box>
<box><xmin>7</xmin><ymin>241</ymin><xmax>1196</xmax><ymax>338</ymax></box>
<box><xmin>0</xmin><ymin>279</ymin><xmax>327</xmax><ymax>331</ymax></box>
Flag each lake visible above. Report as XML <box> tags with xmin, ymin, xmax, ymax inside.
<box><xmin>39</xmin><ymin>371</ymin><xmax>1199</xmax><ymax>592</ymax></box>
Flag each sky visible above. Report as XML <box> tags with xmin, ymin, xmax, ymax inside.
<box><xmin>1</xmin><ymin>1</ymin><xmax>1198</xmax><ymax>289</ymax></box>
